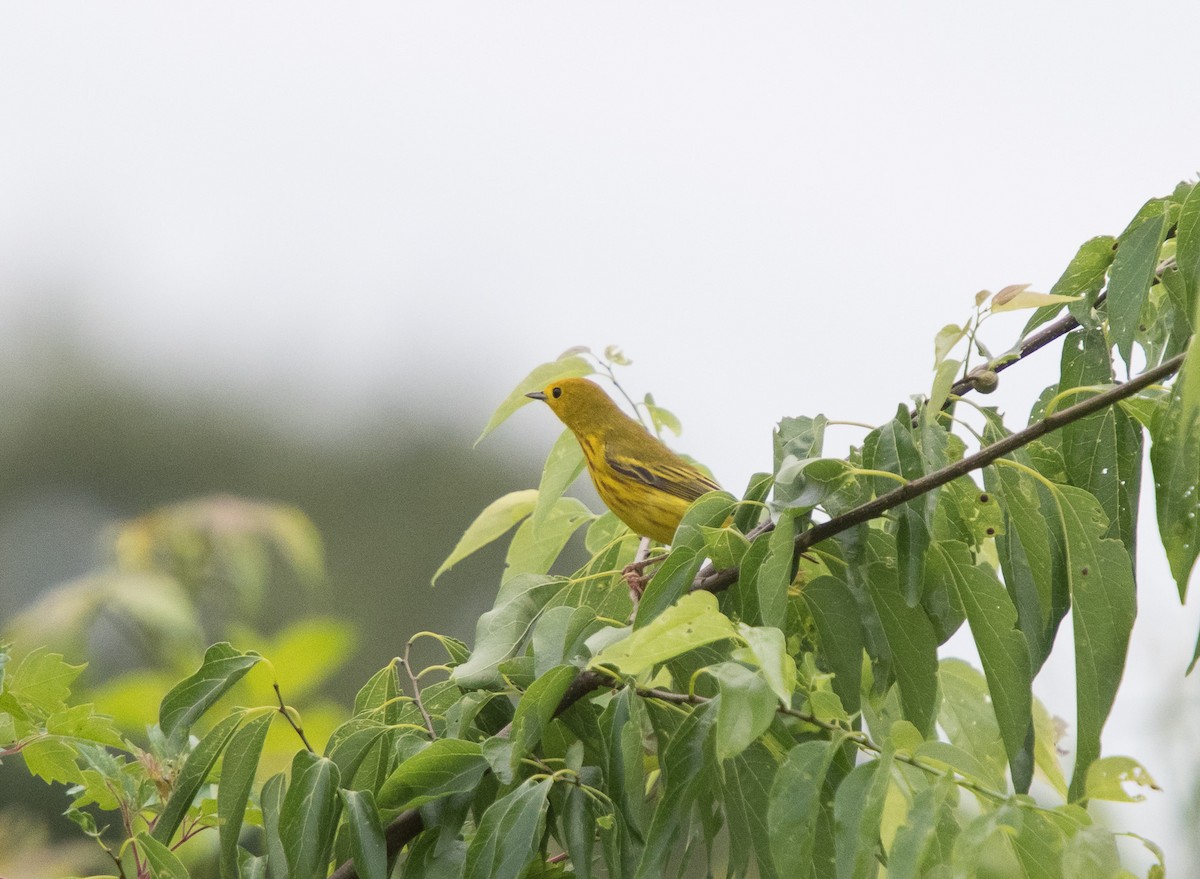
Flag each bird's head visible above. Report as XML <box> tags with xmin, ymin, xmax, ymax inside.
<box><xmin>525</xmin><ymin>377</ymin><xmax>618</xmax><ymax>432</ymax></box>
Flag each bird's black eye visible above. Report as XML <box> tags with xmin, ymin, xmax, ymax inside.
<box><xmin>552</xmin><ymin>387</ymin><xmax>562</xmax><ymax>399</ymax></box>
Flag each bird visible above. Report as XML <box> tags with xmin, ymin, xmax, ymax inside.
<box><xmin>525</xmin><ymin>378</ymin><xmax>720</xmax><ymax>546</ymax></box>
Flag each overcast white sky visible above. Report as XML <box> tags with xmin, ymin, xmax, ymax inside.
<box><xmin>3</xmin><ymin>2</ymin><xmax>1200</xmax><ymax>870</ymax></box>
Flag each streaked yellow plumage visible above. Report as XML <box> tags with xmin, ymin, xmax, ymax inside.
<box><xmin>526</xmin><ymin>378</ymin><xmax>719</xmax><ymax>544</ymax></box>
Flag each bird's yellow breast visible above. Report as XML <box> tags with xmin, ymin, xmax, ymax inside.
<box><xmin>576</xmin><ymin>432</ymin><xmax>690</xmax><ymax>544</ymax></box>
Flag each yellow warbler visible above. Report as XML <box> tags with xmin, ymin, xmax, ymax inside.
<box><xmin>526</xmin><ymin>378</ymin><xmax>719</xmax><ymax>544</ymax></box>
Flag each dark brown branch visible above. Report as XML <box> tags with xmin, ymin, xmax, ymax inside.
<box><xmin>694</xmin><ymin>352</ymin><xmax>1185</xmax><ymax>592</ymax></box>
<box><xmin>951</xmin><ymin>290</ymin><xmax>1107</xmax><ymax>399</ymax></box>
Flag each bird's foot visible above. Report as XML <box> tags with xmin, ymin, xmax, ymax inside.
<box><xmin>623</xmin><ymin>563</ymin><xmax>651</xmax><ymax>602</ymax></box>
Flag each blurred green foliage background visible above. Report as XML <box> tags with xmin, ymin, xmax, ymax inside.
<box><xmin>0</xmin><ymin>342</ymin><xmax>550</xmax><ymax>874</ymax></box>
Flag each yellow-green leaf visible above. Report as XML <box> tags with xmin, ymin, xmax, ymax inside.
<box><xmin>590</xmin><ymin>591</ymin><xmax>737</xmax><ymax>677</ymax></box>
<box><xmin>433</xmin><ymin>490</ymin><xmax>539</xmax><ymax>584</ymax></box>
<box><xmin>991</xmin><ymin>287</ymin><xmax>1081</xmax><ymax>313</ymax></box>
<box><xmin>1084</xmin><ymin>755</ymin><xmax>1159</xmax><ymax>803</ymax></box>
<box><xmin>475</xmin><ymin>355</ymin><xmax>593</xmax><ymax>445</ymax></box>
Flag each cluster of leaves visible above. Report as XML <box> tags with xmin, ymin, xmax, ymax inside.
<box><xmin>3</xmin><ymin>184</ymin><xmax>1200</xmax><ymax>878</ymax></box>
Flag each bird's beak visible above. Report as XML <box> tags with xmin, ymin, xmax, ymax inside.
<box><xmin>525</xmin><ymin>391</ymin><xmax>548</xmax><ymax>401</ymax></box>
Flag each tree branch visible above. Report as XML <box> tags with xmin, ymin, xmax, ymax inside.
<box><xmin>951</xmin><ymin>291</ymin><xmax>1107</xmax><ymax>399</ymax></box>
<box><xmin>694</xmin><ymin>351</ymin><xmax>1184</xmax><ymax>592</ymax></box>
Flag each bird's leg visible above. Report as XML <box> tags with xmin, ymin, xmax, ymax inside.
<box><xmin>623</xmin><ymin>537</ymin><xmax>655</xmax><ymax>602</ymax></box>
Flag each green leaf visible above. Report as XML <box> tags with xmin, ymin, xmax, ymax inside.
<box><xmin>338</xmin><ymin>788</ymin><xmax>387</xmax><ymax>879</ymax></box>
<box><xmin>463</xmin><ymin>777</ymin><xmax>553</xmax><ymax>879</ymax></box>
<box><xmin>377</xmin><ymin>738</ymin><xmax>488</xmax><ymax>810</ymax></box>
<box><xmin>45</xmin><ymin>703</ymin><xmax>123</xmax><ymax>748</ymax></box>
<box><xmin>584</xmin><ymin>509</ymin><xmax>631</xmax><ymax>554</ymax></box>
<box><xmin>720</xmin><ymin>743</ymin><xmax>781</xmax><ymax>879</ymax></box>
<box><xmin>733</xmin><ymin>623</ymin><xmax>797</xmax><ymax>705</ymax></box>
<box><xmin>591</xmin><ymin>591</ymin><xmax>737</xmax><ymax>677</ymax></box>
<box><xmin>833</xmin><ymin>753</ymin><xmax>893</xmax><ymax>879</ymax></box>
<box><xmin>1147</xmin><ymin>378</ymin><xmax>1200</xmax><ymax>601</ymax></box>
<box><xmin>1177</xmin><ymin>182</ymin><xmax>1200</xmax><ymax>309</ymax></box>
<box><xmin>734</xmin><ymin>510</ymin><xmax>795</xmax><ymax>630</ymax></box>
<box><xmin>1006</xmin><ymin>808</ymin><xmax>1068</xmax><ymax>879</ymax></box>
<box><xmin>886</xmin><ymin>776</ymin><xmax>955</xmax><ymax>879</ymax></box>
<box><xmin>433</xmin><ymin>489</ymin><xmax>539</xmax><ymax>585</ymax></box>
<box><xmin>913</xmin><ymin>740</ymin><xmax>998</xmax><ymax>789</ymax></box>
<box><xmin>803</xmin><ymin>575</ymin><xmax>864</xmax><ymax>716</ymax></box>
<box><xmin>1059</xmin><ymin>328</ymin><xmax>1142</xmax><ymax>557</ymax></box>
<box><xmin>451</xmin><ymin>573</ymin><xmax>563</xmax><ymax>689</ymax></box>
<box><xmin>933</xmin><ymin>323</ymin><xmax>968</xmax><ymax>367</ymax></box>
<box><xmin>699</xmin><ymin>525</ymin><xmax>750</xmax><ymax>570</ymax></box>
<box><xmin>279</xmin><ymin>751</ymin><xmax>342</xmax><ymax>879</ymax></box>
<box><xmin>219</xmin><ymin>711</ymin><xmax>274</xmax><ymax>879</ymax></box>
<box><xmin>865</xmin><ymin>562</ymin><xmax>939</xmax><ymax>736</ymax></box>
<box><xmin>643</xmin><ymin>393</ymin><xmax>682</xmax><ymax>437</ymax></box>
<box><xmin>1084</xmin><ymin>755</ymin><xmax>1159</xmax><ymax>802</ymax></box>
<box><xmin>153</xmin><ymin>710</ymin><xmax>244</xmax><ymax>845</ymax></box>
<box><xmin>707</xmin><ymin>662</ymin><xmax>776</xmax><ymax>761</ymax></box>
<box><xmin>532</xmin><ymin>429</ymin><xmax>587</xmax><ymax>528</ymax></box>
<box><xmin>476</xmin><ymin>353</ymin><xmax>594</xmax><ymax>445</ymax></box>
<box><xmin>1173</xmin><ymin>190</ymin><xmax>1200</xmax><ymax>433</ymax></box>
<box><xmin>774</xmin><ymin>457</ymin><xmax>857</xmax><ymax>511</ymax></box>
<box><xmin>775</xmin><ymin>414</ymin><xmax>828</xmax><ymax>462</ymax></box>
<box><xmin>260</xmin><ymin>772</ymin><xmax>288</xmax><ymax>879</ymax></box>
<box><xmin>937</xmin><ymin>660</ymin><xmax>1006</xmax><ymax>792</ymax></box>
<box><xmin>159</xmin><ymin>642</ymin><xmax>262</xmax><ymax>741</ymax></box>
<box><xmin>507</xmin><ymin>664</ymin><xmax>578</xmax><ymax>774</ymax></box>
<box><xmin>137</xmin><ymin>832</ymin><xmax>191</xmax><ymax>879</ymax></box>
<box><xmin>670</xmin><ymin>491</ymin><xmax>740</xmax><ymax>552</ymax></box>
<box><xmin>1108</xmin><ymin>208</ymin><xmax>1167</xmax><ymax>371</ymax></box>
<box><xmin>1054</xmin><ymin>484</ymin><xmax>1136</xmax><ymax>799</ymax></box>
<box><xmin>633</xmin><ymin>547</ymin><xmax>704</xmax><ymax>628</ymax></box>
<box><xmin>562</xmin><ymin>769</ymin><xmax>598</xmax><ymax>879</ymax></box>
<box><xmin>531</xmin><ymin>605</ymin><xmax>602</xmax><ymax>677</ymax></box>
<box><xmin>21</xmin><ymin>738</ymin><xmax>84</xmax><ymax>785</ymax></box>
<box><xmin>1032</xmin><ymin>694</ymin><xmax>1068</xmax><ymax>798</ymax></box>
<box><xmin>505</xmin><ymin>496</ymin><xmax>593</xmax><ymax>582</ymax></box>
<box><xmin>326</xmin><ymin>720</ymin><xmax>390</xmax><ymax>788</ymax></box>
<box><xmin>930</xmin><ymin>543</ymin><xmax>1033</xmax><ymax>792</ymax></box>
<box><xmin>6</xmin><ymin>648</ymin><xmax>84</xmax><ymax>717</ymax></box>
<box><xmin>773</xmin><ymin>415</ymin><xmax>829</xmax><ymax>509</ymax></box>
<box><xmin>985</xmin><ymin>461</ymin><xmax>1066</xmax><ymax>673</ymax></box>
<box><xmin>598</xmin><ymin>689</ymin><xmax>648</xmax><ymax>878</ymax></box>
<box><xmin>768</xmin><ymin>740</ymin><xmax>838</xmax><ymax>878</ymax></box>
<box><xmin>635</xmin><ymin>700</ymin><xmax>718</xmax><ymax>879</ymax></box>
<box><xmin>1065</xmin><ymin>236</ymin><xmax>1120</xmax><ymax>325</ymax></box>
<box><xmin>929</xmin><ymin>357</ymin><xmax>960</xmax><ymax>415</ymax></box>
<box><xmin>1061</xmin><ymin>823</ymin><xmax>1122</xmax><ymax>879</ymax></box>
<box><xmin>733</xmin><ymin>471</ymin><xmax>774</xmax><ymax>532</ymax></box>
<box><xmin>354</xmin><ymin>661</ymin><xmax>400</xmax><ymax>722</ymax></box>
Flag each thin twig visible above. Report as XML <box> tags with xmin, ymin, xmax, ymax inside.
<box><xmin>273</xmin><ymin>682</ymin><xmax>315</xmax><ymax>753</ymax></box>
<box><xmin>402</xmin><ymin>643</ymin><xmax>437</xmax><ymax>738</ymax></box>
<box><xmin>636</xmin><ymin>683</ymin><xmax>1028</xmax><ymax>807</ymax></box>
<box><xmin>951</xmin><ymin>291</ymin><xmax>1107</xmax><ymax>399</ymax></box>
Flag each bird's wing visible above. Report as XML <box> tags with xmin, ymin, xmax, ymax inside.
<box><xmin>604</xmin><ymin>450</ymin><xmax>720</xmax><ymax>503</ymax></box>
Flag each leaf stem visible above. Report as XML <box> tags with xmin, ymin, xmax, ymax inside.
<box><xmin>403</xmin><ymin>639</ymin><xmax>437</xmax><ymax>738</ymax></box>
<box><xmin>273</xmin><ymin>681</ymin><xmax>315</xmax><ymax>753</ymax></box>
